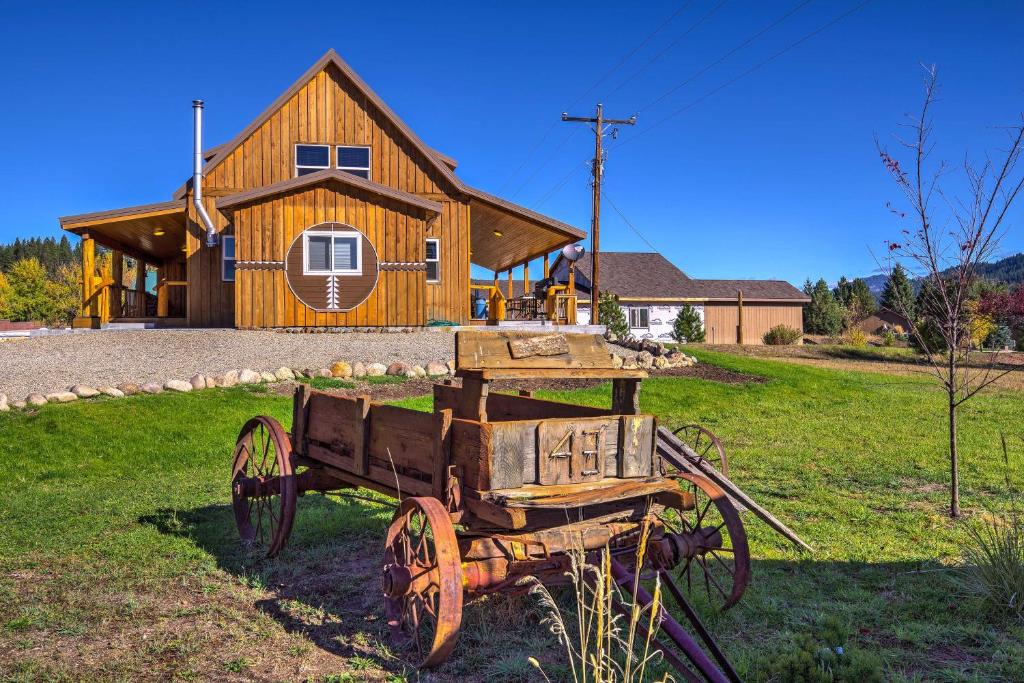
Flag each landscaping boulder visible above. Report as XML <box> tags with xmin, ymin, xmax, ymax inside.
<box><xmin>366</xmin><ymin>362</ymin><xmax>387</xmax><ymax>377</ymax></box>
<box><xmin>26</xmin><ymin>393</ymin><xmax>47</xmax><ymax>406</ymax></box>
<box><xmin>11</xmin><ymin>400</ymin><xmax>26</xmax><ymax>409</ymax></box>
<box><xmin>386</xmin><ymin>361</ymin><xmax>411</xmax><ymax>376</ymax></box>
<box><xmin>99</xmin><ymin>386</ymin><xmax>125</xmax><ymax>398</ymax></box>
<box><xmin>189</xmin><ymin>374</ymin><xmax>208</xmax><ymax>390</ymax></box>
<box><xmin>636</xmin><ymin>351</ymin><xmax>654</xmax><ymax>369</ymax></box>
<box><xmin>412</xmin><ymin>365</ymin><xmax>427</xmax><ymax>378</ymax></box>
<box><xmin>140</xmin><ymin>383</ymin><xmax>164</xmax><ymax>394</ymax></box>
<box><xmin>165</xmin><ymin>380</ymin><xmax>192</xmax><ymax>392</ymax></box>
<box><xmin>446</xmin><ymin>360</ymin><xmax>456</xmax><ymax>375</ymax></box>
<box><xmin>261</xmin><ymin>372</ymin><xmax>277</xmax><ymax>383</ymax></box>
<box><xmin>0</xmin><ymin>394</ymin><xmax>8</xmax><ymax>412</ymax></box>
<box><xmin>221</xmin><ymin>370</ymin><xmax>240</xmax><ymax>387</ymax></box>
<box><xmin>425</xmin><ymin>361</ymin><xmax>448</xmax><ymax>377</ymax></box>
<box><xmin>274</xmin><ymin>367</ymin><xmax>295</xmax><ymax>381</ymax></box>
<box><xmin>239</xmin><ymin>369</ymin><xmax>262</xmax><ymax>385</ymax></box>
<box><xmin>353</xmin><ymin>362</ymin><xmax>367</xmax><ymax>378</ymax></box>
<box><xmin>605</xmin><ymin>332</ymin><xmax>619</xmax><ymax>343</ymax></box>
<box><xmin>118</xmin><ymin>382</ymin><xmax>140</xmax><ymax>395</ymax></box>
<box><xmin>611</xmin><ymin>354</ymin><xmax>624</xmax><ymax>369</ymax></box>
<box><xmin>46</xmin><ymin>391</ymin><xmax>78</xmax><ymax>403</ymax></box>
<box><xmin>330</xmin><ymin>361</ymin><xmax>353</xmax><ymax>378</ymax></box>
<box><xmin>70</xmin><ymin>384</ymin><xmax>100</xmax><ymax>398</ymax></box>
<box><xmin>621</xmin><ymin>356</ymin><xmax>639</xmax><ymax>370</ymax></box>
<box><xmin>316</xmin><ymin>368</ymin><xmax>333</xmax><ymax>378</ymax></box>
<box><xmin>653</xmin><ymin>356</ymin><xmax>670</xmax><ymax>369</ymax></box>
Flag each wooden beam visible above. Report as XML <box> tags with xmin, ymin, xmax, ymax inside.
<box><xmin>523</xmin><ymin>261</ymin><xmax>530</xmax><ymax>294</ymax></box>
<box><xmin>507</xmin><ymin>268</ymin><xmax>513</xmax><ymax>299</ymax></box>
<box><xmin>737</xmin><ymin>290</ymin><xmax>744</xmax><ymax>345</ymax></box>
<box><xmin>81</xmin><ymin>237</ymin><xmax>95</xmax><ymax>316</ymax></box>
<box><xmin>543</xmin><ymin>253</ymin><xmax>550</xmax><ymax>278</ymax></box>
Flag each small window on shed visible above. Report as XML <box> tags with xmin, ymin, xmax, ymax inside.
<box><xmin>337</xmin><ymin>145</ymin><xmax>371</xmax><ymax>179</ymax></box>
<box><xmin>425</xmin><ymin>238</ymin><xmax>440</xmax><ymax>283</ymax></box>
<box><xmin>295</xmin><ymin>144</ymin><xmax>330</xmax><ymax>176</ymax></box>
<box><xmin>629</xmin><ymin>307</ymin><xmax>649</xmax><ymax>329</ymax></box>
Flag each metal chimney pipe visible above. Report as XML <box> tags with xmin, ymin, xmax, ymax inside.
<box><xmin>192</xmin><ymin>100</ymin><xmax>218</xmax><ymax>247</ymax></box>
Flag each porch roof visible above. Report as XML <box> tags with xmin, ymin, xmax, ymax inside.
<box><xmin>59</xmin><ymin>200</ymin><xmax>186</xmax><ymax>262</ymax></box>
<box><xmin>467</xmin><ymin>186</ymin><xmax>586</xmax><ymax>273</ymax></box>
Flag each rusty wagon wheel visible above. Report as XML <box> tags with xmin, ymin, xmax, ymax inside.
<box><xmin>670</xmin><ymin>424</ymin><xmax>728</xmax><ymax>476</ymax></box>
<box><xmin>382</xmin><ymin>496</ymin><xmax>463</xmax><ymax>669</ymax></box>
<box><xmin>231</xmin><ymin>416</ymin><xmax>297</xmax><ymax>558</ymax></box>
<box><xmin>659</xmin><ymin>473</ymin><xmax>750</xmax><ymax>611</ymax></box>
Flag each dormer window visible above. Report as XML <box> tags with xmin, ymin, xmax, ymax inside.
<box><xmin>337</xmin><ymin>146</ymin><xmax>371</xmax><ymax>179</ymax></box>
<box><xmin>295</xmin><ymin>144</ymin><xmax>330</xmax><ymax>176</ymax></box>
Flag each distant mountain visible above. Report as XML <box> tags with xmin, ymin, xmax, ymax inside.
<box><xmin>857</xmin><ymin>252</ymin><xmax>1024</xmax><ymax>298</ymax></box>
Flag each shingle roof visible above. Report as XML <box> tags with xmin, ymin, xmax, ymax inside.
<box><xmin>553</xmin><ymin>252</ymin><xmax>693</xmax><ymax>299</ymax></box>
<box><xmin>549</xmin><ymin>251</ymin><xmax>809</xmax><ymax>302</ymax></box>
<box><xmin>675</xmin><ymin>279</ymin><xmax>809</xmax><ymax>302</ymax></box>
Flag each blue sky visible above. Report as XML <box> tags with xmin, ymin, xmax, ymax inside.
<box><xmin>1</xmin><ymin>0</ymin><xmax>1021</xmax><ymax>286</ymax></box>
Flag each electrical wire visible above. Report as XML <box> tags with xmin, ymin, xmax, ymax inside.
<box><xmin>603</xmin><ymin>0</ymin><xmax>729</xmax><ymax>101</ymax></box>
<box><xmin>496</xmin><ymin>1</ymin><xmax>694</xmax><ymax>195</ymax></box>
<box><xmin>602</xmin><ymin>190</ymin><xmax>663</xmax><ymax>253</ymax></box>
<box><xmin>611</xmin><ymin>0</ymin><xmax>874</xmax><ymax>151</ymax></box>
<box><xmin>636</xmin><ymin>0</ymin><xmax>816</xmax><ymax>113</ymax></box>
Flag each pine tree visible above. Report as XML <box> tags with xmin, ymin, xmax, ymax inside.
<box><xmin>598</xmin><ymin>292</ymin><xmax>628</xmax><ymax>338</ymax></box>
<box><xmin>671</xmin><ymin>304</ymin><xmax>705</xmax><ymax>343</ymax></box>
<box><xmin>880</xmin><ymin>264</ymin><xmax>916</xmax><ymax>320</ymax></box>
<box><xmin>850</xmin><ymin>278</ymin><xmax>877</xmax><ymax>318</ymax></box>
<box><xmin>833</xmin><ymin>276</ymin><xmax>853</xmax><ymax>307</ymax></box>
<box><xmin>805</xmin><ymin>278</ymin><xmax>844</xmax><ymax>335</ymax></box>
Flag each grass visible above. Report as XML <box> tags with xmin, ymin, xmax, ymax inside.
<box><xmin>2</xmin><ymin>351</ymin><xmax>1024</xmax><ymax>680</ymax></box>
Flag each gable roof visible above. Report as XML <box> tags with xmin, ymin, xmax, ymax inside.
<box><xmin>174</xmin><ymin>49</ymin><xmax>461</xmax><ymax>200</ymax></box>
<box><xmin>551</xmin><ymin>251</ymin><xmax>809</xmax><ymax>302</ymax></box>
<box><xmin>216</xmin><ymin>168</ymin><xmax>442</xmax><ymax>214</ymax></box>
<box><xmin>552</xmin><ymin>252</ymin><xmax>693</xmax><ymax>299</ymax></box>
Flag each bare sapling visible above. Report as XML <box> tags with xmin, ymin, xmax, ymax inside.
<box><xmin>876</xmin><ymin>65</ymin><xmax>1024</xmax><ymax>518</ymax></box>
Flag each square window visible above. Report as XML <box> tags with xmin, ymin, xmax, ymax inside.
<box><xmin>304</xmin><ymin>231</ymin><xmax>362</xmax><ymax>276</ymax></box>
<box><xmin>629</xmin><ymin>307</ymin><xmax>649</xmax><ymax>328</ymax></box>
<box><xmin>337</xmin><ymin>145</ymin><xmax>371</xmax><ymax>179</ymax></box>
<box><xmin>295</xmin><ymin>144</ymin><xmax>330</xmax><ymax>176</ymax></box>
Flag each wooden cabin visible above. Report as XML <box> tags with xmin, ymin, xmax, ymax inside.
<box><xmin>59</xmin><ymin>50</ymin><xmax>585</xmax><ymax>329</ymax></box>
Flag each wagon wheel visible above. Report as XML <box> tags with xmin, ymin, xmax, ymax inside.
<box><xmin>231</xmin><ymin>416</ymin><xmax>297</xmax><ymax>558</ymax></box>
<box><xmin>382</xmin><ymin>496</ymin><xmax>463</xmax><ymax>668</ymax></box>
<box><xmin>669</xmin><ymin>424</ymin><xmax>728</xmax><ymax>476</ymax></box>
<box><xmin>659</xmin><ymin>473</ymin><xmax>750</xmax><ymax>611</ymax></box>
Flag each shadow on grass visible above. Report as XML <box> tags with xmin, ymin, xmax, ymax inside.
<box><xmin>137</xmin><ymin>499</ymin><xmax>1024</xmax><ymax>682</ymax></box>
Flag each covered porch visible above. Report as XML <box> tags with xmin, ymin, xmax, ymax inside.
<box><xmin>465</xmin><ymin>188</ymin><xmax>586</xmax><ymax>326</ymax></box>
<box><xmin>59</xmin><ymin>200</ymin><xmax>190</xmax><ymax>328</ymax></box>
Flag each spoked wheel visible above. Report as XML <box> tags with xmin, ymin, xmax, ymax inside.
<box><xmin>231</xmin><ymin>416</ymin><xmax>297</xmax><ymax>558</ymax></box>
<box><xmin>658</xmin><ymin>473</ymin><xmax>750</xmax><ymax>610</ymax></box>
<box><xmin>670</xmin><ymin>424</ymin><xmax>728</xmax><ymax>476</ymax></box>
<box><xmin>382</xmin><ymin>496</ymin><xmax>463</xmax><ymax>669</ymax></box>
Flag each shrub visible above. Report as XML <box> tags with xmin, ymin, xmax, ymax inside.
<box><xmin>763</xmin><ymin>324</ymin><xmax>801</xmax><ymax>345</ymax></box>
<box><xmin>671</xmin><ymin>304</ymin><xmax>705</xmax><ymax>343</ymax></box>
<box><xmin>909</xmin><ymin>316</ymin><xmax>948</xmax><ymax>353</ymax></box>
<box><xmin>985</xmin><ymin>324</ymin><xmax>1015</xmax><ymax>350</ymax></box>
<box><xmin>882</xmin><ymin>329</ymin><xmax>896</xmax><ymax>347</ymax></box>
<box><xmin>597</xmin><ymin>292</ymin><xmax>628</xmax><ymax>338</ymax></box>
<box><xmin>959</xmin><ymin>436</ymin><xmax>1024</xmax><ymax>623</ymax></box>
<box><xmin>844</xmin><ymin>328</ymin><xmax>867</xmax><ymax>347</ymax></box>
<box><xmin>749</xmin><ymin>633</ymin><xmax>884</xmax><ymax>683</ymax></box>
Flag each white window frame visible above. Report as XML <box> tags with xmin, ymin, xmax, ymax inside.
<box><xmin>425</xmin><ymin>238</ymin><xmax>440</xmax><ymax>283</ymax></box>
<box><xmin>629</xmin><ymin>306</ymin><xmax>649</xmax><ymax>329</ymax></box>
<box><xmin>221</xmin><ymin>235</ymin><xmax>236</xmax><ymax>282</ymax></box>
<box><xmin>336</xmin><ymin>145</ymin><xmax>372</xmax><ymax>179</ymax></box>
<box><xmin>302</xmin><ymin>230</ymin><xmax>362</xmax><ymax>276</ymax></box>
<box><xmin>294</xmin><ymin>144</ymin><xmax>331</xmax><ymax>176</ymax></box>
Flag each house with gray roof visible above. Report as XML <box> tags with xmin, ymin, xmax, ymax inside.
<box><xmin>550</xmin><ymin>252</ymin><xmax>809</xmax><ymax>344</ymax></box>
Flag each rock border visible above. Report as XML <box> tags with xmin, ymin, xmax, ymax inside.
<box><xmin>0</xmin><ymin>335</ymin><xmax>696</xmax><ymax>413</ymax></box>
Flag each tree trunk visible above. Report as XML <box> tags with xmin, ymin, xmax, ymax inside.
<box><xmin>948</xmin><ymin>388</ymin><xmax>961</xmax><ymax>518</ymax></box>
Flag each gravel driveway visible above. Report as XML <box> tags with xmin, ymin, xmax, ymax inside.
<box><xmin>0</xmin><ymin>329</ymin><xmax>455</xmax><ymax>400</ymax></box>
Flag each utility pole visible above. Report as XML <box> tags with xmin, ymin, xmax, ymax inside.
<box><xmin>562</xmin><ymin>103</ymin><xmax>636</xmax><ymax>325</ymax></box>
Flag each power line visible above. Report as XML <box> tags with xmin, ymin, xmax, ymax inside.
<box><xmin>496</xmin><ymin>1</ymin><xmax>694</xmax><ymax>195</ymax></box>
<box><xmin>532</xmin><ymin>160</ymin><xmax>590</xmax><ymax>210</ymax></box>
<box><xmin>603</xmin><ymin>0</ymin><xmax>729</xmax><ymax>101</ymax></box>
<box><xmin>602</xmin><ymin>190</ymin><xmax>663</xmax><ymax>253</ymax></box>
<box><xmin>509</xmin><ymin>127</ymin><xmax>581</xmax><ymax>200</ymax></box>
<box><xmin>611</xmin><ymin>0</ymin><xmax>874</xmax><ymax>151</ymax></box>
<box><xmin>637</xmin><ymin>0</ymin><xmax>816</xmax><ymax>113</ymax></box>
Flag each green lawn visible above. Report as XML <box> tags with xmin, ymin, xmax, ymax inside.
<box><xmin>2</xmin><ymin>353</ymin><xmax>1023</xmax><ymax>681</ymax></box>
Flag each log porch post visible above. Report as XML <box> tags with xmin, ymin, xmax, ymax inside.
<box><xmin>737</xmin><ymin>289</ymin><xmax>744</xmax><ymax>345</ymax></box>
<box><xmin>135</xmin><ymin>261</ymin><xmax>147</xmax><ymax>317</ymax></box>
<box><xmin>72</xmin><ymin>235</ymin><xmax>100</xmax><ymax>329</ymax></box>
<box><xmin>523</xmin><ymin>261</ymin><xmax>530</xmax><ymax>294</ymax></box>
<box><xmin>157</xmin><ymin>265</ymin><xmax>168</xmax><ymax>318</ymax></box>
<box><xmin>110</xmin><ymin>250</ymin><xmax>123</xmax><ymax>319</ymax></box>
<box><xmin>543</xmin><ymin>253</ymin><xmax>550</xmax><ymax>278</ymax></box>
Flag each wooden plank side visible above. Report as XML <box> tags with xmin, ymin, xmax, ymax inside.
<box><xmin>367</xmin><ymin>404</ymin><xmax>435</xmax><ymax>474</ymax></box>
<box><xmin>450</xmin><ymin>418</ymin><xmax>492</xmax><ymax>491</ymax></box>
<box><xmin>456</xmin><ymin>331</ymin><xmax>616</xmax><ymax>371</ymax></box>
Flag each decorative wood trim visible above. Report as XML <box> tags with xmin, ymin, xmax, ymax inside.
<box><xmin>379</xmin><ymin>262</ymin><xmax>427</xmax><ymax>271</ymax></box>
<box><xmin>235</xmin><ymin>260</ymin><xmax>285</xmax><ymax>271</ymax></box>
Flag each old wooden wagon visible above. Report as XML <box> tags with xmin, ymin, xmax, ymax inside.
<box><xmin>230</xmin><ymin>331</ymin><xmax>752</xmax><ymax>682</ymax></box>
